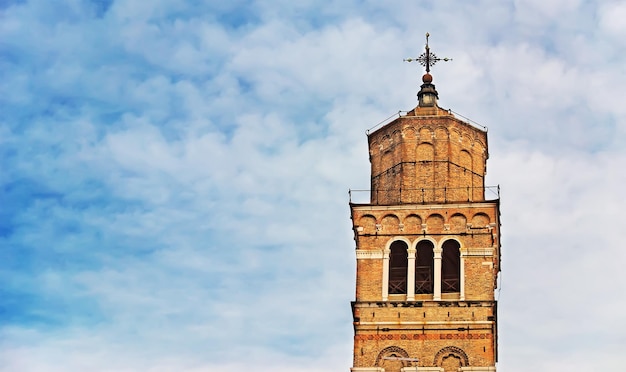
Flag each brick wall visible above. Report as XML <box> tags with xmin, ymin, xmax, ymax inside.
<box><xmin>368</xmin><ymin>114</ymin><xmax>488</xmax><ymax>205</ymax></box>
<box><xmin>351</xmin><ymin>109</ymin><xmax>500</xmax><ymax>371</ymax></box>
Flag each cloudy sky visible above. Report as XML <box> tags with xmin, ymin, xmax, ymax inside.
<box><xmin>2</xmin><ymin>0</ymin><xmax>626</xmax><ymax>371</ymax></box>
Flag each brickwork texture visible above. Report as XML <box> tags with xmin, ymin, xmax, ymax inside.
<box><xmin>350</xmin><ymin>106</ymin><xmax>500</xmax><ymax>372</ymax></box>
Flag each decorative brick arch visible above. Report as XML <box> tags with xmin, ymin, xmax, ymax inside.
<box><xmin>417</xmin><ymin>125</ymin><xmax>435</xmax><ymax>141</ymax></box>
<box><xmin>471</xmin><ymin>212</ymin><xmax>491</xmax><ymax>226</ymax></box>
<box><xmin>375</xmin><ymin>346</ymin><xmax>412</xmax><ymax>367</ymax></box>
<box><xmin>403</xmin><ymin>214</ymin><xmax>423</xmax><ymax>233</ymax></box>
<box><xmin>381</xmin><ymin>214</ymin><xmax>401</xmax><ymax>233</ymax></box>
<box><xmin>358</xmin><ymin>214</ymin><xmax>377</xmax><ymax>234</ymax></box>
<box><xmin>434</xmin><ymin>346</ymin><xmax>469</xmax><ymax>367</ymax></box>
<box><xmin>403</xmin><ymin>126</ymin><xmax>418</xmax><ymax>139</ymax></box>
<box><xmin>449</xmin><ymin>213</ymin><xmax>468</xmax><ymax>232</ymax></box>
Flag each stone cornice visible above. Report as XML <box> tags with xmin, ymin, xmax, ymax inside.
<box><xmin>351</xmin><ymin>201</ymin><xmax>499</xmax><ymax>212</ymax></box>
<box><xmin>356</xmin><ymin>250</ymin><xmax>384</xmax><ymax>259</ymax></box>
<box><xmin>464</xmin><ymin>248</ymin><xmax>495</xmax><ymax>256</ymax></box>
<box><xmin>357</xmin><ymin>320</ymin><xmax>494</xmax><ymax>326</ymax></box>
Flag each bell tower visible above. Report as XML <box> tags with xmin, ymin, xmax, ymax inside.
<box><xmin>349</xmin><ymin>35</ymin><xmax>500</xmax><ymax>372</ymax></box>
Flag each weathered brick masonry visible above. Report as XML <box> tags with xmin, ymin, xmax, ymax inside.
<box><xmin>349</xmin><ymin>69</ymin><xmax>500</xmax><ymax>372</ymax></box>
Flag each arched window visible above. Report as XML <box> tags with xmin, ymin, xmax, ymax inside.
<box><xmin>388</xmin><ymin>241</ymin><xmax>408</xmax><ymax>294</ymax></box>
<box><xmin>442</xmin><ymin>240</ymin><xmax>461</xmax><ymax>293</ymax></box>
<box><xmin>415</xmin><ymin>240</ymin><xmax>434</xmax><ymax>294</ymax></box>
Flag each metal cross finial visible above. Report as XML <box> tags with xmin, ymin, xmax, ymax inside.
<box><xmin>404</xmin><ymin>32</ymin><xmax>452</xmax><ymax>73</ymax></box>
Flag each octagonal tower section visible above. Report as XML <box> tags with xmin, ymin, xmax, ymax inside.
<box><xmin>367</xmin><ymin>106</ymin><xmax>489</xmax><ymax>205</ymax></box>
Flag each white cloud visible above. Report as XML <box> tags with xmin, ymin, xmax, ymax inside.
<box><xmin>599</xmin><ymin>1</ymin><xmax>626</xmax><ymax>38</ymax></box>
<box><xmin>2</xmin><ymin>1</ymin><xmax>626</xmax><ymax>371</ymax></box>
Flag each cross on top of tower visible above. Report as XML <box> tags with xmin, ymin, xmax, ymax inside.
<box><xmin>404</xmin><ymin>33</ymin><xmax>452</xmax><ymax>107</ymax></box>
<box><xmin>404</xmin><ymin>32</ymin><xmax>452</xmax><ymax>74</ymax></box>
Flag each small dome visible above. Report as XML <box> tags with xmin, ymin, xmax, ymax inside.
<box><xmin>422</xmin><ymin>73</ymin><xmax>433</xmax><ymax>83</ymax></box>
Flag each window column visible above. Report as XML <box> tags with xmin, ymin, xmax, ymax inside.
<box><xmin>433</xmin><ymin>248</ymin><xmax>442</xmax><ymax>301</ymax></box>
<box><xmin>382</xmin><ymin>249</ymin><xmax>390</xmax><ymax>301</ymax></box>
<box><xmin>460</xmin><ymin>251</ymin><xmax>466</xmax><ymax>301</ymax></box>
<box><xmin>407</xmin><ymin>248</ymin><xmax>416</xmax><ymax>301</ymax></box>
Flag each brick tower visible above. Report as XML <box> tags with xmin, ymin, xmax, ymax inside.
<box><xmin>349</xmin><ymin>36</ymin><xmax>500</xmax><ymax>372</ymax></box>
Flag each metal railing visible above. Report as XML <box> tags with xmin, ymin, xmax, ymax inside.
<box><xmin>442</xmin><ymin>277</ymin><xmax>460</xmax><ymax>293</ymax></box>
<box><xmin>349</xmin><ymin>185</ymin><xmax>500</xmax><ymax>205</ymax></box>
<box><xmin>365</xmin><ymin>109</ymin><xmax>488</xmax><ymax>135</ymax></box>
<box><xmin>415</xmin><ymin>266</ymin><xmax>433</xmax><ymax>294</ymax></box>
<box><xmin>388</xmin><ymin>267</ymin><xmax>408</xmax><ymax>294</ymax></box>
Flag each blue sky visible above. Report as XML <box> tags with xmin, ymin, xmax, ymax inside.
<box><xmin>2</xmin><ymin>0</ymin><xmax>626</xmax><ymax>371</ymax></box>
